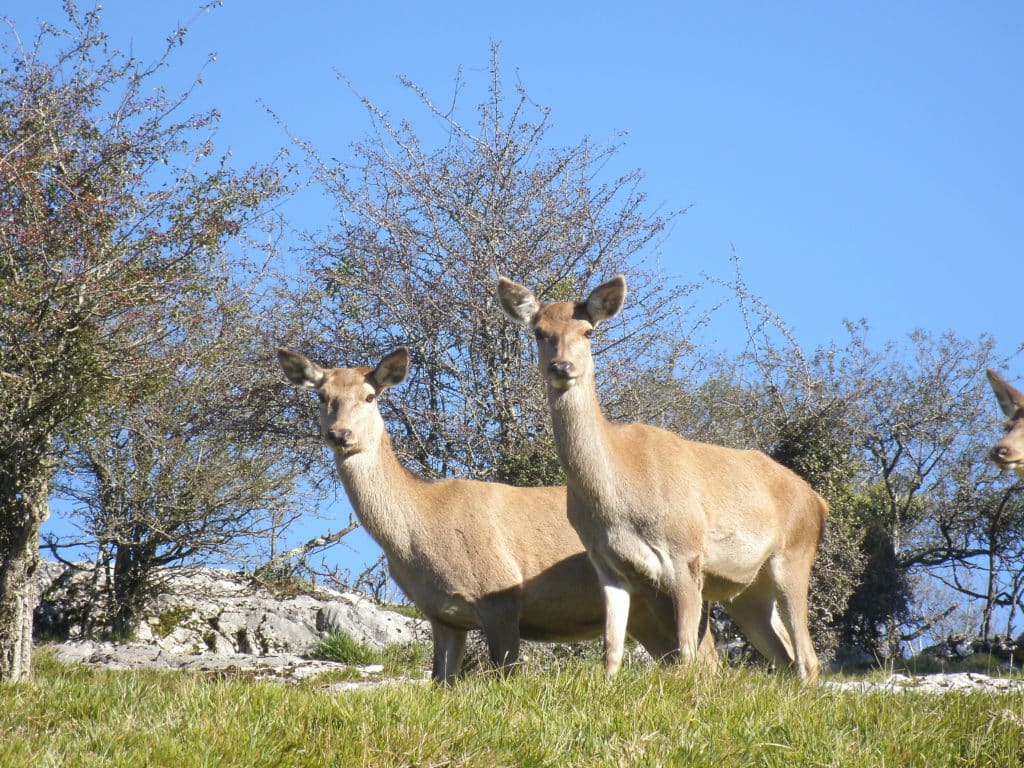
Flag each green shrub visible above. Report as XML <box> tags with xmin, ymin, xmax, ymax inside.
<box><xmin>310</xmin><ymin>631</ymin><xmax>430</xmax><ymax>677</ymax></box>
<box><xmin>153</xmin><ymin>607</ymin><xmax>192</xmax><ymax>639</ymax></box>
<box><xmin>311</xmin><ymin>632</ymin><xmax>383</xmax><ymax>666</ymax></box>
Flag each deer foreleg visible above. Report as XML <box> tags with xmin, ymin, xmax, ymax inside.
<box><xmin>476</xmin><ymin>592</ymin><xmax>522</xmax><ymax>674</ymax></box>
<box><xmin>430</xmin><ymin>620</ymin><xmax>467</xmax><ymax>685</ymax></box>
<box><xmin>601</xmin><ymin>578</ymin><xmax>632</xmax><ymax>676</ymax></box>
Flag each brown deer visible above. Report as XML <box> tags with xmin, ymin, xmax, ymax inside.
<box><xmin>497</xmin><ymin>274</ymin><xmax>827</xmax><ymax>682</ymax></box>
<box><xmin>987</xmin><ymin>368</ymin><xmax>1024</xmax><ymax>474</ymax></box>
<box><xmin>278</xmin><ymin>346</ymin><xmax>698</xmax><ymax>683</ymax></box>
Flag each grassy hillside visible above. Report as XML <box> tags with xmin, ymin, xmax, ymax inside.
<box><xmin>2</xmin><ymin>648</ymin><xmax>1022</xmax><ymax>767</ymax></box>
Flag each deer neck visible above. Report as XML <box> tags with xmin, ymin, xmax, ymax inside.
<box><xmin>548</xmin><ymin>371</ymin><xmax>619</xmax><ymax>503</ymax></box>
<box><xmin>333</xmin><ymin>430</ymin><xmax>418</xmax><ymax>555</ymax></box>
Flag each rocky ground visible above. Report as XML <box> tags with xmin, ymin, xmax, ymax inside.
<box><xmin>824</xmin><ymin>672</ymin><xmax>1024</xmax><ymax>695</ymax></box>
<box><xmin>33</xmin><ymin>561</ymin><xmax>1024</xmax><ymax>694</ymax></box>
<box><xmin>33</xmin><ymin>560</ymin><xmax>428</xmax><ymax>689</ymax></box>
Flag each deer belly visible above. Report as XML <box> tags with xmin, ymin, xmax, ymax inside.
<box><xmin>703</xmin><ymin>529</ymin><xmax>770</xmax><ymax>593</ymax></box>
<box><xmin>702</xmin><ymin>573</ymin><xmax>752</xmax><ymax>601</ymax></box>
<box><xmin>392</xmin><ymin>566</ymin><xmax>480</xmax><ymax>629</ymax></box>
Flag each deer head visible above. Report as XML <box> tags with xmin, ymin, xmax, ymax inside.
<box><xmin>497</xmin><ymin>275</ymin><xmax>626</xmax><ymax>391</ymax></box>
<box><xmin>987</xmin><ymin>368</ymin><xmax>1024</xmax><ymax>474</ymax></box>
<box><xmin>278</xmin><ymin>347</ymin><xmax>409</xmax><ymax>457</ymax></box>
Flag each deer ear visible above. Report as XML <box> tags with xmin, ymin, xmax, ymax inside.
<box><xmin>584</xmin><ymin>275</ymin><xmax>626</xmax><ymax>325</ymax></box>
<box><xmin>988</xmin><ymin>368</ymin><xmax>1024</xmax><ymax>417</ymax></box>
<box><xmin>371</xmin><ymin>347</ymin><xmax>410</xmax><ymax>391</ymax></box>
<box><xmin>278</xmin><ymin>349</ymin><xmax>326</xmax><ymax>390</ymax></box>
<box><xmin>497</xmin><ymin>277</ymin><xmax>541</xmax><ymax>325</ymax></box>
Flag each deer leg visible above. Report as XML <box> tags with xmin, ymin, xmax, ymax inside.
<box><xmin>475</xmin><ymin>592</ymin><xmax>522</xmax><ymax>674</ymax></box>
<box><xmin>430</xmin><ymin>620</ymin><xmax>467</xmax><ymax>685</ymax></box>
<box><xmin>671</xmin><ymin>555</ymin><xmax>705</xmax><ymax>664</ymax></box>
<box><xmin>599</xmin><ymin>575</ymin><xmax>632</xmax><ymax>676</ymax></box>
<box><xmin>772</xmin><ymin>562</ymin><xmax>820</xmax><ymax>683</ymax></box>
<box><xmin>625</xmin><ymin>592</ymin><xmax>717</xmax><ymax>667</ymax></box>
<box><xmin>722</xmin><ymin>587</ymin><xmax>796</xmax><ymax>673</ymax></box>
<box><xmin>697</xmin><ymin>601</ymin><xmax>719</xmax><ymax>667</ymax></box>
<box><xmin>626</xmin><ymin>590</ymin><xmax>680</xmax><ymax>663</ymax></box>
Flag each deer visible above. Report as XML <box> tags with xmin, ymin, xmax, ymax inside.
<box><xmin>986</xmin><ymin>368</ymin><xmax>1024</xmax><ymax>474</ymax></box>
<box><xmin>278</xmin><ymin>346</ymin><xmax>712</xmax><ymax>684</ymax></box>
<box><xmin>497</xmin><ymin>274</ymin><xmax>828</xmax><ymax>683</ymax></box>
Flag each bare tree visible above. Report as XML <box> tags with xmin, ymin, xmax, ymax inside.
<box><xmin>932</xmin><ymin>461</ymin><xmax>1024</xmax><ymax>643</ymax></box>
<box><xmin>291</xmin><ymin>45</ymin><xmax>696</xmax><ymax>492</ymax></box>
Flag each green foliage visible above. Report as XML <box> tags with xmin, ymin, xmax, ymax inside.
<box><xmin>4</xmin><ymin>652</ymin><xmax>1023</xmax><ymax>767</ymax></box>
<box><xmin>765</xmin><ymin>410</ymin><xmax>867</xmax><ymax>660</ymax></box>
<box><xmin>808</xmin><ymin>510</ymin><xmax>867</xmax><ymax>660</ymax></box>
<box><xmin>771</xmin><ymin>411</ymin><xmax>855</xmax><ymax>504</ymax></box>
<box><xmin>903</xmin><ymin>651</ymin><xmax>1022</xmax><ymax>677</ymax></box>
<box><xmin>153</xmin><ymin>608</ymin><xmax>192</xmax><ymax>640</ymax></box>
<box><xmin>0</xmin><ymin>4</ymin><xmax>311</xmax><ymax>653</ymax></box>
<box><xmin>495</xmin><ymin>434</ymin><xmax>565</xmax><ymax>488</ymax></box>
<box><xmin>837</xmin><ymin>488</ymin><xmax>915</xmax><ymax>657</ymax></box>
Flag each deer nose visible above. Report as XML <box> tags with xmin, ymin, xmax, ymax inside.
<box><xmin>326</xmin><ymin>428</ymin><xmax>354</xmax><ymax>447</ymax></box>
<box><xmin>992</xmin><ymin>445</ymin><xmax>1010</xmax><ymax>461</ymax></box>
<box><xmin>549</xmin><ymin>360</ymin><xmax>575</xmax><ymax>379</ymax></box>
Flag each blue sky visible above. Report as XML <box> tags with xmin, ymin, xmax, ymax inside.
<box><xmin>6</xmin><ymin>1</ymin><xmax>1023</xmax><ymax>575</ymax></box>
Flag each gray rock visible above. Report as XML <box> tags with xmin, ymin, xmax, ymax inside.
<box><xmin>51</xmin><ymin>639</ymin><xmax>395</xmax><ymax>684</ymax></box>
<box><xmin>34</xmin><ymin>561</ymin><xmax>423</xmax><ymax>663</ymax></box>
<box><xmin>316</xmin><ymin>594</ymin><xmax>416</xmax><ymax>647</ymax></box>
<box><xmin>824</xmin><ymin>672</ymin><xmax>1024</xmax><ymax>695</ymax></box>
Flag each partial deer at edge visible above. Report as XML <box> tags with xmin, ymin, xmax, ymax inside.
<box><xmin>278</xmin><ymin>346</ymin><xmax>701</xmax><ymax>683</ymax></box>
<box><xmin>987</xmin><ymin>368</ymin><xmax>1024</xmax><ymax>474</ymax></box>
<box><xmin>498</xmin><ymin>275</ymin><xmax>827</xmax><ymax>683</ymax></box>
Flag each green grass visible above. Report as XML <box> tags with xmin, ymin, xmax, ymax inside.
<box><xmin>2</xmin><ymin>648</ymin><xmax>1022</xmax><ymax>768</ymax></box>
<box><xmin>309</xmin><ymin>631</ymin><xmax>431</xmax><ymax>678</ymax></box>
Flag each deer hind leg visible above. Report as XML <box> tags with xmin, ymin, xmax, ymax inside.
<box><xmin>626</xmin><ymin>588</ymin><xmax>680</xmax><ymax>664</ymax></box>
<box><xmin>723</xmin><ymin>582</ymin><xmax>797</xmax><ymax>673</ymax></box>
<box><xmin>697</xmin><ymin>601</ymin><xmax>719</xmax><ymax>667</ymax></box>
<box><xmin>771</xmin><ymin>557</ymin><xmax>820</xmax><ymax>683</ymax></box>
<box><xmin>430</xmin><ymin>620</ymin><xmax>468</xmax><ymax>685</ymax></box>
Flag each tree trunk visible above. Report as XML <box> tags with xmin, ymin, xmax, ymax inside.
<box><xmin>981</xmin><ymin>548</ymin><xmax>997</xmax><ymax>643</ymax></box>
<box><xmin>110</xmin><ymin>545</ymin><xmax>146</xmax><ymax>639</ymax></box>
<box><xmin>0</xmin><ymin>472</ymin><xmax>49</xmax><ymax>682</ymax></box>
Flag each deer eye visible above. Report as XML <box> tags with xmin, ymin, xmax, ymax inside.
<box><xmin>365</xmin><ymin>393</ymin><xmax>376</xmax><ymax>403</ymax></box>
<box><xmin>583</xmin><ymin>328</ymin><xmax>594</xmax><ymax>339</ymax></box>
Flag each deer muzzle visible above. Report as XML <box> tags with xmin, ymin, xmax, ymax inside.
<box><xmin>548</xmin><ymin>360</ymin><xmax>577</xmax><ymax>389</ymax></box>
<box><xmin>325</xmin><ymin>428</ymin><xmax>355</xmax><ymax>450</ymax></box>
<box><xmin>991</xmin><ymin>441</ymin><xmax>1024</xmax><ymax>472</ymax></box>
